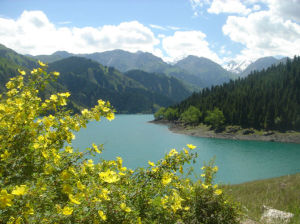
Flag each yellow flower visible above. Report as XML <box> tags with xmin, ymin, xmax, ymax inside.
<box><xmin>187</xmin><ymin>144</ymin><xmax>196</xmax><ymax>150</ymax></box>
<box><xmin>201</xmin><ymin>166</ymin><xmax>206</xmax><ymax>170</ymax></box>
<box><xmin>148</xmin><ymin>161</ymin><xmax>155</xmax><ymax>166</ymax></box>
<box><xmin>65</xmin><ymin>146</ymin><xmax>73</xmax><ymax>153</ymax></box>
<box><xmin>98</xmin><ymin>99</ymin><xmax>105</xmax><ymax>106</ymax></box>
<box><xmin>116</xmin><ymin>156</ymin><xmax>123</xmax><ymax>169</ymax></box>
<box><xmin>183</xmin><ymin>148</ymin><xmax>189</xmax><ymax>154</ymax></box>
<box><xmin>77</xmin><ymin>181</ymin><xmax>86</xmax><ymax>191</ymax></box>
<box><xmin>18</xmin><ymin>69</ymin><xmax>26</xmax><ymax>75</ymax></box>
<box><xmin>81</xmin><ymin>109</ymin><xmax>89</xmax><ymax>116</ymax></box>
<box><xmin>98</xmin><ymin>210</ymin><xmax>107</xmax><ymax>221</ymax></box>
<box><xmin>86</xmin><ymin>159</ymin><xmax>94</xmax><ymax>170</ymax></box>
<box><xmin>201</xmin><ymin>174</ymin><xmax>205</xmax><ymax>177</ymax></box>
<box><xmin>6</xmin><ymin>81</ymin><xmax>14</xmax><ymax>89</ymax></box>
<box><xmin>137</xmin><ymin>217</ymin><xmax>142</xmax><ymax>224</ymax></box>
<box><xmin>212</xmin><ymin>166</ymin><xmax>218</xmax><ymax>172</ymax></box>
<box><xmin>152</xmin><ymin>167</ymin><xmax>159</xmax><ymax>172</ymax></box>
<box><xmin>99</xmin><ymin>169</ymin><xmax>120</xmax><ymax>183</ymax></box>
<box><xmin>53</xmin><ymin>71</ymin><xmax>60</xmax><ymax>77</ymax></box>
<box><xmin>168</xmin><ymin>148</ymin><xmax>178</xmax><ymax>157</ymax></box>
<box><xmin>214</xmin><ymin>189</ymin><xmax>222</xmax><ymax>195</ymax></box>
<box><xmin>120</xmin><ymin>202</ymin><xmax>131</xmax><ymax>212</ymax></box>
<box><xmin>99</xmin><ymin>188</ymin><xmax>110</xmax><ymax>201</ymax></box>
<box><xmin>12</xmin><ymin>185</ymin><xmax>28</xmax><ymax>196</ymax></box>
<box><xmin>161</xmin><ymin>173</ymin><xmax>172</xmax><ymax>186</ymax></box>
<box><xmin>50</xmin><ymin>94</ymin><xmax>58</xmax><ymax>102</ymax></box>
<box><xmin>38</xmin><ymin>60</ymin><xmax>46</xmax><ymax>67</ymax></box>
<box><xmin>69</xmin><ymin>194</ymin><xmax>81</xmax><ymax>205</ymax></box>
<box><xmin>179</xmin><ymin>165</ymin><xmax>183</xmax><ymax>174</ymax></box>
<box><xmin>120</xmin><ymin>166</ymin><xmax>127</xmax><ymax>171</ymax></box>
<box><xmin>0</xmin><ymin>189</ymin><xmax>14</xmax><ymax>208</ymax></box>
<box><xmin>62</xmin><ymin>206</ymin><xmax>73</xmax><ymax>216</ymax></box>
<box><xmin>31</xmin><ymin>68</ymin><xmax>38</xmax><ymax>74</ymax></box>
<box><xmin>202</xmin><ymin>184</ymin><xmax>209</xmax><ymax>189</ymax></box>
<box><xmin>1</xmin><ymin>150</ymin><xmax>11</xmax><ymax>160</ymax></box>
<box><xmin>106</xmin><ymin>112</ymin><xmax>115</xmax><ymax>121</ymax></box>
<box><xmin>92</xmin><ymin>143</ymin><xmax>101</xmax><ymax>153</ymax></box>
<box><xmin>60</xmin><ymin>170</ymin><xmax>71</xmax><ymax>180</ymax></box>
<box><xmin>15</xmin><ymin>217</ymin><xmax>23</xmax><ymax>224</ymax></box>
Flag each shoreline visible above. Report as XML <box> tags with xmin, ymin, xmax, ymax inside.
<box><xmin>150</xmin><ymin>120</ymin><xmax>300</xmax><ymax>144</ymax></box>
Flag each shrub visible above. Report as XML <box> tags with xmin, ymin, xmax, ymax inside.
<box><xmin>164</xmin><ymin>107</ymin><xmax>179</xmax><ymax>121</ymax></box>
<box><xmin>204</xmin><ymin>108</ymin><xmax>225</xmax><ymax>130</ymax></box>
<box><xmin>0</xmin><ymin>63</ymin><xmax>240</xmax><ymax>223</ymax></box>
<box><xmin>154</xmin><ymin>107</ymin><xmax>166</xmax><ymax>120</ymax></box>
<box><xmin>180</xmin><ymin>106</ymin><xmax>202</xmax><ymax>125</ymax></box>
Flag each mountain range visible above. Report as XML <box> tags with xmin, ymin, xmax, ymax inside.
<box><xmin>31</xmin><ymin>49</ymin><xmax>289</xmax><ymax>89</ymax></box>
<box><xmin>0</xmin><ymin>43</ymin><xmax>291</xmax><ymax>114</ymax></box>
<box><xmin>31</xmin><ymin>50</ymin><xmax>235</xmax><ymax>88</ymax></box>
<box><xmin>0</xmin><ymin>44</ymin><xmax>192</xmax><ymax>113</ymax></box>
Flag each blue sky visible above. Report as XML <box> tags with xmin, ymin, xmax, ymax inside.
<box><xmin>0</xmin><ymin>0</ymin><xmax>299</xmax><ymax>64</ymax></box>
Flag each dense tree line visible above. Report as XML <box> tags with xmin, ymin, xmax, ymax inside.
<box><xmin>157</xmin><ymin>56</ymin><xmax>300</xmax><ymax>131</ymax></box>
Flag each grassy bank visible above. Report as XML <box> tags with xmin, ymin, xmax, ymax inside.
<box><xmin>223</xmin><ymin>173</ymin><xmax>300</xmax><ymax>223</ymax></box>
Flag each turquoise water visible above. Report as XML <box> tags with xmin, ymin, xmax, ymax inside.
<box><xmin>72</xmin><ymin>114</ymin><xmax>300</xmax><ymax>184</ymax></box>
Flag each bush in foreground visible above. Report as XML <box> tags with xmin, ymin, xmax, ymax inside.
<box><xmin>0</xmin><ymin>63</ymin><xmax>240</xmax><ymax>223</ymax></box>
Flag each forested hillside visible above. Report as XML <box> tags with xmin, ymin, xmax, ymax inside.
<box><xmin>48</xmin><ymin>57</ymin><xmax>185</xmax><ymax>113</ymax></box>
<box><xmin>159</xmin><ymin>56</ymin><xmax>300</xmax><ymax>131</ymax></box>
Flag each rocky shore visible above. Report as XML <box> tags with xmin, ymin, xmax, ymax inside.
<box><xmin>150</xmin><ymin>120</ymin><xmax>300</xmax><ymax>144</ymax></box>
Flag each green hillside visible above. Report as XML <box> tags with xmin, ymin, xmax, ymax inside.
<box><xmin>0</xmin><ymin>44</ymin><xmax>194</xmax><ymax>114</ymax></box>
<box><xmin>159</xmin><ymin>56</ymin><xmax>300</xmax><ymax>131</ymax></box>
<box><xmin>124</xmin><ymin>70</ymin><xmax>192</xmax><ymax>102</ymax></box>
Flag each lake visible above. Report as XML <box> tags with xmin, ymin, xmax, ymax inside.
<box><xmin>72</xmin><ymin>114</ymin><xmax>300</xmax><ymax>184</ymax></box>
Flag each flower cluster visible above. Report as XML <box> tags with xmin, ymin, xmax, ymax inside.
<box><xmin>0</xmin><ymin>64</ymin><xmax>240</xmax><ymax>223</ymax></box>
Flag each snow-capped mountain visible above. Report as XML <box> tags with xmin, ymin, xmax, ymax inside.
<box><xmin>223</xmin><ymin>60</ymin><xmax>253</xmax><ymax>74</ymax></box>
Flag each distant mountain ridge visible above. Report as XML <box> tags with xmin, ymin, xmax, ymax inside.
<box><xmin>30</xmin><ymin>48</ymin><xmax>290</xmax><ymax>88</ymax></box>
<box><xmin>224</xmin><ymin>56</ymin><xmax>289</xmax><ymax>77</ymax></box>
<box><xmin>32</xmin><ymin>50</ymin><xmax>236</xmax><ymax>88</ymax></box>
<box><xmin>0</xmin><ymin>44</ymin><xmax>193</xmax><ymax>113</ymax></box>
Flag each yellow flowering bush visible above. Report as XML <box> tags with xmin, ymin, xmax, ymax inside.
<box><xmin>0</xmin><ymin>63</ymin><xmax>240</xmax><ymax>223</ymax></box>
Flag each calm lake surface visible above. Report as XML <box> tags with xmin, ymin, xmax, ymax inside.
<box><xmin>73</xmin><ymin>114</ymin><xmax>300</xmax><ymax>184</ymax></box>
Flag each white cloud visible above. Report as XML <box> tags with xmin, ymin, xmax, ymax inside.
<box><xmin>58</xmin><ymin>21</ymin><xmax>72</xmax><ymax>25</ymax></box>
<box><xmin>0</xmin><ymin>10</ymin><xmax>160</xmax><ymax>56</ymax></box>
<box><xmin>162</xmin><ymin>31</ymin><xmax>221</xmax><ymax>63</ymax></box>
<box><xmin>189</xmin><ymin>0</ymin><xmax>210</xmax><ymax>16</ymax></box>
<box><xmin>167</xmin><ymin>26</ymin><xmax>181</xmax><ymax>31</ymax></box>
<box><xmin>158</xmin><ymin>34</ymin><xmax>166</xmax><ymax>39</ymax></box>
<box><xmin>219</xmin><ymin>45</ymin><xmax>231</xmax><ymax>55</ymax></box>
<box><xmin>223</xmin><ymin>10</ymin><xmax>300</xmax><ymax>61</ymax></box>
<box><xmin>267</xmin><ymin>0</ymin><xmax>300</xmax><ymax>23</ymax></box>
<box><xmin>149</xmin><ymin>24</ymin><xmax>167</xmax><ymax>30</ymax></box>
<box><xmin>208</xmin><ymin>0</ymin><xmax>251</xmax><ymax>15</ymax></box>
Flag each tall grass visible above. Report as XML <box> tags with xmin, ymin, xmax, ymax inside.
<box><xmin>223</xmin><ymin>173</ymin><xmax>300</xmax><ymax>223</ymax></box>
